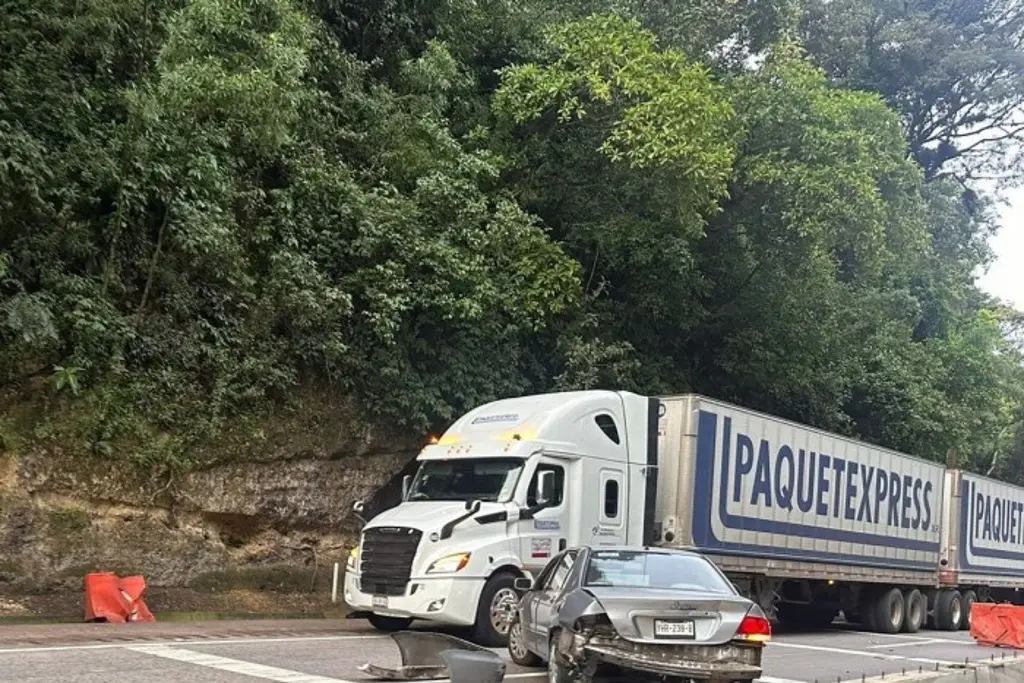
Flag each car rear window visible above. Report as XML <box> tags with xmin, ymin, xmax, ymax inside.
<box><xmin>583</xmin><ymin>550</ymin><xmax>734</xmax><ymax>593</ymax></box>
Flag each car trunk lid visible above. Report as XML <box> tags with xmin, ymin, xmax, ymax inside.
<box><xmin>583</xmin><ymin>587</ymin><xmax>752</xmax><ymax>645</ymax></box>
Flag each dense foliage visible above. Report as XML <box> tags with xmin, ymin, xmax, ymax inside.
<box><xmin>1</xmin><ymin>0</ymin><xmax>1022</xmax><ymax>476</ymax></box>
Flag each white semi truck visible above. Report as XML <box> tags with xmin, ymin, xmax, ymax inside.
<box><xmin>343</xmin><ymin>390</ymin><xmax>1024</xmax><ymax>646</ymax></box>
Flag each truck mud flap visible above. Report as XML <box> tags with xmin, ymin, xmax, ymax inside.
<box><xmin>357</xmin><ymin>631</ymin><xmax>501</xmax><ymax>680</ymax></box>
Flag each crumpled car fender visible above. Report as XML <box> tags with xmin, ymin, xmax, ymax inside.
<box><xmin>553</xmin><ymin>588</ymin><xmax>607</xmax><ymax>632</ymax></box>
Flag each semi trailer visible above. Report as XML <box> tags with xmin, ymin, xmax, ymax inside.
<box><xmin>343</xmin><ymin>390</ymin><xmax>1024</xmax><ymax>646</ymax></box>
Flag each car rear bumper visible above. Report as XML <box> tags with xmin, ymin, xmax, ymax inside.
<box><xmin>582</xmin><ymin>637</ymin><xmax>763</xmax><ymax>680</ymax></box>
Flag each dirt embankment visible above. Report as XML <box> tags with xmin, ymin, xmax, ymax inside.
<box><xmin>0</xmin><ymin>390</ymin><xmax>419</xmax><ymax>619</ymax></box>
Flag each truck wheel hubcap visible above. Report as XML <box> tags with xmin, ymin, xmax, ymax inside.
<box><xmin>490</xmin><ymin>588</ymin><xmax>517</xmax><ymax>635</ymax></box>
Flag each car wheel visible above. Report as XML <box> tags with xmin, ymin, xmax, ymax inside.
<box><xmin>472</xmin><ymin>572</ymin><xmax>519</xmax><ymax>647</ymax></box>
<box><xmin>547</xmin><ymin>638</ymin><xmax>573</xmax><ymax>683</ymax></box>
<box><xmin>960</xmin><ymin>590</ymin><xmax>977</xmax><ymax>631</ymax></box>
<box><xmin>871</xmin><ymin>588</ymin><xmax>905</xmax><ymax>634</ymax></box>
<box><xmin>901</xmin><ymin>590</ymin><xmax>925</xmax><ymax>634</ymax></box>
<box><xmin>367</xmin><ymin>614</ymin><xmax>413</xmax><ymax>632</ymax></box>
<box><xmin>508</xmin><ymin>617</ymin><xmax>542</xmax><ymax>667</ymax></box>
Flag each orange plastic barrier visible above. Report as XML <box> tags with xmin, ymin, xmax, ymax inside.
<box><xmin>970</xmin><ymin>602</ymin><xmax>1024</xmax><ymax>649</ymax></box>
<box><xmin>83</xmin><ymin>572</ymin><xmax>156</xmax><ymax>623</ymax></box>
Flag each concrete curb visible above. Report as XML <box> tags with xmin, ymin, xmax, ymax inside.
<box><xmin>841</xmin><ymin>655</ymin><xmax>1024</xmax><ymax>683</ymax></box>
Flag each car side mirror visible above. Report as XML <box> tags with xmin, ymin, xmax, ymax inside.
<box><xmin>535</xmin><ymin>470</ymin><xmax>555</xmax><ymax>507</ymax></box>
<box><xmin>514</xmin><ymin>577</ymin><xmax>533</xmax><ymax>593</ymax></box>
<box><xmin>401</xmin><ymin>475</ymin><xmax>412</xmax><ymax>500</ymax></box>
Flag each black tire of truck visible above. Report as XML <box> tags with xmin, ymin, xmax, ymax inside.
<box><xmin>872</xmin><ymin>587</ymin><xmax>906</xmax><ymax>634</ymax></box>
<box><xmin>367</xmin><ymin>614</ymin><xmax>414</xmax><ymax>632</ymax></box>
<box><xmin>932</xmin><ymin>589</ymin><xmax>963</xmax><ymax>631</ymax></box>
<box><xmin>901</xmin><ymin>589</ymin><xmax>926</xmax><ymax>634</ymax></box>
<box><xmin>960</xmin><ymin>590</ymin><xmax>977</xmax><ymax>631</ymax></box>
<box><xmin>472</xmin><ymin>572</ymin><xmax>519</xmax><ymax>647</ymax></box>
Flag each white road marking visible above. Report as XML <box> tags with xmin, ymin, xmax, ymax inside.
<box><xmin>828</xmin><ymin>629</ymin><xmax>969</xmax><ymax>645</ymax></box>
<box><xmin>866</xmin><ymin>639</ymin><xmax>950</xmax><ymax>650</ymax></box>
<box><xmin>0</xmin><ymin>633</ymin><xmax>384</xmax><ymax>655</ymax></box>
<box><xmin>759</xmin><ymin>677</ymin><xmax>810</xmax><ymax>683</ymax></box>
<box><xmin>771</xmin><ymin>641</ymin><xmax>963</xmax><ymax>666</ymax></box>
<box><xmin>126</xmin><ymin>644</ymin><xmax>356</xmax><ymax>683</ymax></box>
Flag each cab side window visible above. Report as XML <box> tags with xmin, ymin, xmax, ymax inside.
<box><xmin>527</xmin><ymin>463</ymin><xmax>565</xmax><ymax>507</ymax></box>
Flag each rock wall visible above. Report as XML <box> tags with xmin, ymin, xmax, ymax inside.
<box><xmin>0</xmin><ymin>392</ymin><xmax>420</xmax><ymax>612</ymax></box>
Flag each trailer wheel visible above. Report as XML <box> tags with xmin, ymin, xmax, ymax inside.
<box><xmin>933</xmin><ymin>589</ymin><xmax>963</xmax><ymax>631</ymax></box>
<box><xmin>901</xmin><ymin>590</ymin><xmax>925</xmax><ymax>634</ymax></box>
<box><xmin>960</xmin><ymin>590</ymin><xmax>977</xmax><ymax>631</ymax></box>
<box><xmin>872</xmin><ymin>588</ymin><xmax>906</xmax><ymax>634</ymax></box>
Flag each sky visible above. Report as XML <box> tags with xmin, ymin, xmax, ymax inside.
<box><xmin>978</xmin><ymin>186</ymin><xmax>1023</xmax><ymax>311</ymax></box>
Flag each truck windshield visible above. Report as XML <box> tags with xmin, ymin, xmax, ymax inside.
<box><xmin>406</xmin><ymin>458</ymin><xmax>525</xmax><ymax>502</ymax></box>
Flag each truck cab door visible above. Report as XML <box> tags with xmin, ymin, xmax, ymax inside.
<box><xmin>517</xmin><ymin>457</ymin><xmax>571</xmax><ymax>574</ymax></box>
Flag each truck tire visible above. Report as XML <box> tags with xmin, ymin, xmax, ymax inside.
<box><xmin>872</xmin><ymin>588</ymin><xmax>906</xmax><ymax>634</ymax></box>
<box><xmin>901</xmin><ymin>590</ymin><xmax>925</xmax><ymax>634</ymax></box>
<box><xmin>367</xmin><ymin>614</ymin><xmax>413</xmax><ymax>632</ymax></box>
<box><xmin>933</xmin><ymin>589</ymin><xmax>963</xmax><ymax>631</ymax></box>
<box><xmin>472</xmin><ymin>572</ymin><xmax>519</xmax><ymax>647</ymax></box>
<box><xmin>960</xmin><ymin>590</ymin><xmax>977</xmax><ymax>631</ymax></box>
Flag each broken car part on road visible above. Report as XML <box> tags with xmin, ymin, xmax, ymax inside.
<box><xmin>358</xmin><ymin>631</ymin><xmax>506</xmax><ymax>681</ymax></box>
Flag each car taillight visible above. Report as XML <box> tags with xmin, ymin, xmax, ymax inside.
<box><xmin>734</xmin><ymin>614</ymin><xmax>771</xmax><ymax>643</ymax></box>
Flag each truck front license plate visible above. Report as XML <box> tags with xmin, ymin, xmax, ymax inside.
<box><xmin>372</xmin><ymin>596</ymin><xmax>388</xmax><ymax>609</ymax></box>
<box><xmin>654</xmin><ymin>619</ymin><xmax>695</xmax><ymax>638</ymax></box>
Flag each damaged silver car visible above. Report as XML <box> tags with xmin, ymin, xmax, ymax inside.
<box><xmin>507</xmin><ymin>546</ymin><xmax>770</xmax><ymax>683</ymax></box>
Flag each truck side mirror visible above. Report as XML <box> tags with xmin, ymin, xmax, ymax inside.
<box><xmin>535</xmin><ymin>470</ymin><xmax>556</xmax><ymax>507</ymax></box>
<box><xmin>514</xmin><ymin>577</ymin><xmax>533</xmax><ymax>592</ymax></box>
<box><xmin>353</xmin><ymin>501</ymin><xmax>364</xmax><ymax>514</ymax></box>
<box><xmin>402</xmin><ymin>475</ymin><xmax>412</xmax><ymax>500</ymax></box>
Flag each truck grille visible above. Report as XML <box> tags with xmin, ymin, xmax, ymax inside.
<box><xmin>359</xmin><ymin>526</ymin><xmax>422</xmax><ymax>597</ymax></box>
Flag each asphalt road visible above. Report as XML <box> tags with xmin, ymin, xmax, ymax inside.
<box><xmin>0</xmin><ymin>623</ymin><xmax>1017</xmax><ymax>683</ymax></box>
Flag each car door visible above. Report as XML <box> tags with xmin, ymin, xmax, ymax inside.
<box><xmin>530</xmin><ymin>549</ymin><xmax>578</xmax><ymax>649</ymax></box>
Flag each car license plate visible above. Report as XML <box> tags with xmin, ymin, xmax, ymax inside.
<box><xmin>654</xmin><ymin>619</ymin><xmax>695</xmax><ymax>638</ymax></box>
<box><xmin>372</xmin><ymin>596</ymin><xmax>388</xmax><ymax>609</ymax></box>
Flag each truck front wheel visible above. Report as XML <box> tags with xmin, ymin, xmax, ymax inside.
<box><xmin>368</xmin><ymin>614</ymin><xmax>413</xmax><ymax>632</ymax></box>
<box><xmin>473</xmin><ymin>572</ymin><xmax>519</xmax><ymax>647</ymax></box>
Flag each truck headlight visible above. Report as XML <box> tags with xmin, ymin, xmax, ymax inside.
<box><xmin>347</xmin><ymin>546</ymin><xmax>360</xmax><ymax>572</ymax></box>
<box><xmin>426</xmin><ymin>552</ymin><xmax>471</xmax><ymax>574</ymax></box>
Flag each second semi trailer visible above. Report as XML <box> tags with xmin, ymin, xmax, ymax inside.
<box><xmin>344</xmin><ymin>390</ymin><xmax>1024</xmax><ymax>646</ymax></box>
